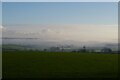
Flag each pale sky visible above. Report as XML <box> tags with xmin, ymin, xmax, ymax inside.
<box><xmin>1</xmin><ymin>0</ymin><xmax>120</xmax><ymax>2</ymax></box>
<box><xmin>2</xmin><ymin>2</ymin><xmax>118</xmax><ymax>43</ymax></box>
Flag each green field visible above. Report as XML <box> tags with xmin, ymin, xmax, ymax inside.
<box><xmin>3</xmin><ymin>51</ymin><xmax>118</xmax><ymax>79</ymax></box>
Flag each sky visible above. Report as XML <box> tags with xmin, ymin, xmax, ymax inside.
<box><xmin>1</xmin><ymin>0</ymin><xmax>120</xmax><ymax>2</ymax></box>
<box><xmin>0</xmin><ymin>2</ymin><xmax>2</xmax><ymax>39</ymax></box>
<box><xmin>3</xmin><ymin>2</ymin><xmax>117</xmax><ymax>25</ymax></box>
<box><xmin>0</xmin><ymin>2</ymin><xmax>2</xmax><ymax>27</ymax></box>
<box><xmin>1</xmin><ymin>2</ymin><xmax>118</xmax><ymax>44</ymax></box>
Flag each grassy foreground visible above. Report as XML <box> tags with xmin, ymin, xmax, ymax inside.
<box><xmin>3</xmin><ymin>51</ymin><xmax>118</xmax><ymax>79</ymax></box>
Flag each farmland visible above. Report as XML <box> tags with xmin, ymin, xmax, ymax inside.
<box><xmin>3</xmin><ymin>51</ymin><xmax>118</xmax><ymax>79</ymax></box>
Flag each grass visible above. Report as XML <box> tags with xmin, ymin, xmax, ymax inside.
<box><xmin>3</xmin><ymin>51</ymin><xmax>118</xmax><ymax>79</ymax></box>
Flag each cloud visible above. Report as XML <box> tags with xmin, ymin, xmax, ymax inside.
<box><xmin>3</xmin><ymin>24</ymin><xmax>118</xmax><ymax>43</ymax></box>
<box><xmin>0</xmin><ymin>26</ymin><xmax>6</xmax><ymax>30</ymax></box>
